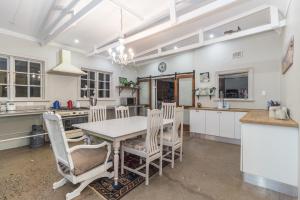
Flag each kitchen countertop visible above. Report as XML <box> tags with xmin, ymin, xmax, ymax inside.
<box><xmin>189</xmin><ymin>107</ymin><xmax>264</xmax><ymax>112</ymax></box>
<box><xmin>0</xmin><ymin>109</ymin><xmax>48</xmax><ymax>117</ymax></box>
<box><xmin>240</xmin><ymin>110</ymin><xmax>298</xmax><ymax>128</ymax></box>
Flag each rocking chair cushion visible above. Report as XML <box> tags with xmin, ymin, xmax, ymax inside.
<box><xmin>71</xmin><ymin>146</ymin><xmax>108</xmax><ymax>176</ymax></box>
<box><xmin>162</xmin><ymin>129</ymin><xmax>180</xmax><ymax>143</ymax></box>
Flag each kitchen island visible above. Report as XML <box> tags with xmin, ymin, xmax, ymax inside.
<box><xmin>240</xmin><ymin>111</ymin><xmax>298</xmax><ymax>197</ymax></box>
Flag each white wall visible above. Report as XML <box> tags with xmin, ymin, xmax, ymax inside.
<box><xmin>278</xmin><ymin>0</ymin><xmax>300</xmax><ymax>197</ymax></box>
<box><xmin>0</xmin><ymin>33</ymin><xmax>138</xmax><ymax>108</ymax></box>
<box><xmin>137</xmin><ymin>31</ymin><xmax>282</xmax><ymax>123</ymax></box>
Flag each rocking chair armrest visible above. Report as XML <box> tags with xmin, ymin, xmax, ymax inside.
<box><xmin>67</xmin><ymin>135</ymin><xmax>87</xmax><ymax>143</ymax></box>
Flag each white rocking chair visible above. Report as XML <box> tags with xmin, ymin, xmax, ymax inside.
<box><xmin>89</xmin><ymin>105</ymin><xmax>107</xmax><ymax>122</ymax></box>
<box><xmin>162</xmin><ymin>106</ymin><xmax>184</xmax><ymax>168</ymax></box>
<box><xmin>43</xmin><ymin>112</ymin><xmax>113</xmax><ymax>200</ymax></box>
<box><xmin>115</xmin><ymin>106</ymin><xmax>130</xmax><ymax>119</ymax></box>
<box><xmin>121</xmin><ymin>109</ymin><xmax>163</xmax><ymax>185</ymax></box>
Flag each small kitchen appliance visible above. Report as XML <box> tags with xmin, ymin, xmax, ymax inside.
<box><xmin>67</xmin><ymin>100</ymin><xmax>73</xmax><ymax>110</ymax></box>
<box><xmin>120</xmin><ymin>97</ymin><xmax>136</xmax><ymax>106</ymax></box>
<box><xmin>52</xmin><ymin>100</ymin><xmax>61</xmax><ymax>109</ymax></box>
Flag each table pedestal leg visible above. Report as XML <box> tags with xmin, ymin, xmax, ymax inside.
<box><xmin>113</xmin><ymin>141</ymin><xmax>120</xmax><ymax>186</ymax></box>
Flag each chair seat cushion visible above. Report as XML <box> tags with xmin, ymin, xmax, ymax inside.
<box><xmin>123</xmin><ymin>138</ymin><xmax>146</xmax><ymax>151</ymax></box>
<box><xmin>163</xmin><ymin>130</ymin><xmax>179</xmax><ymax>143</ymax></box>
<box><xmin>71</xmin><ymin>146</ymin><xmax>108</xmax><ymax>176</ymax></box>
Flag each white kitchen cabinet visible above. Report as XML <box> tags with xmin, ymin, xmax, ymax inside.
<box><xmin>205</xmin><ymin>111</ymin><xmax>219</xmax><ymax>136</ymax></box>
<box><xmin>190</xmin><ymin>110</ymin><xmax>205</xmax><ymax>133</ymax></box>
<box><xmin>234</xmin><ymin>112</ymin><xmax>247</xmax><ymax>139</ymax></box>
<box><xmin>219</xmin><ymin>111</ymin><xmax>235</xmax><ymax>138</ymax></box>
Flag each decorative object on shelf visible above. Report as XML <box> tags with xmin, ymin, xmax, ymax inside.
<box><xmin>158</xmin><ymin>62</ymin><xmax>167</xmax><ymax>73</ymax></box>
<box><xmin>224</xmin><ymin>26</ymin><xmax>241</xmax><ymax>35</ymax></box>
<box><xmin>282</xmin><ymin>36</ymin><xmax>294</xmax><ymax>74</ymax></box>
<box><xmin>200</xmin><ymin>72</ymin><xmax>210</xmax><ymax>82</ymax></box>
<box><xmin>209</xmin><ymin>87</ymin><xmax>216</xmax><ymax>100</ymax></box>
<box><xmin>107</xmin><ymin>8</ymin><xmax>134</xmax><ymax>65</ymax></box>
<box><xmin>119</xmin><ymin>77</ymin><xmax>128</xmax><ymax>86</ymax></box>
<box><xmin>197</xmin><ymin>102</ymin><xmax>202</xmax><ymax>108</ymax></box>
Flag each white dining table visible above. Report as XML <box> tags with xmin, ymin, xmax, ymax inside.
<box><xmin>73</xmin><ymin>116</ymin><xmax>173</xmax><ymax>186</ymax></box>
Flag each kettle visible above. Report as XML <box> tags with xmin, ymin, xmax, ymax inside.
<box><xmin>67</xmin><ymin>100</ymin><xmax>73</xmax><ymax>110</ymax></box>
<box><xmin>52</xmin><ymin>100</ymin><xmax>61</xmax><ymax>109</ymax></box>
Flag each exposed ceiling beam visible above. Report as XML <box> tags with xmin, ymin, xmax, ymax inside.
<box><xmin>89</xmin><ymin>0</ymin><xmax>237</xmax><ymax>56</ymax></box>
<box><xmin>40</xmin><ymin>0</ymin><xmax>80</xmax><ymax>38</ymax></box>
<box><xmin>108</xmin><ymin>0</ymin><xmax>144</xmax><ymax>21</ymax></box>
<box><xmin>131</xmin><ymin>5</ymin><xmax>285</xmax><ymax>63</ymax></box>
<box><xmin>169</xmin><ymin>0</ymin><xmax>177</xmax><ymax>24</ymax></box>
<box><xmin>41</xmin><ymin>0</ymin><xmax>105</xmax><ymax>45</ymax></box>
<box><xmin>38</xmin><ymin>0</ymin><xmax>58</xmax><ymax>35</ymax></box>
<box><xmin>87</xmin><ymin>0</ymin><xmax>199</xmax><ymax>56</ymax></box>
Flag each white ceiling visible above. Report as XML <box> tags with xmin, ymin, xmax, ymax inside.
<box><xmin>0</xmin><ymin>0</ymin><xmax>290</xmax><ymax>56</ymax></box>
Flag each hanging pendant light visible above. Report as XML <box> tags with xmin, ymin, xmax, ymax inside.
<box><xmin>108</xmin><ymin>8</ymin><xmax>134</xmax><ymax>65</ymax></box>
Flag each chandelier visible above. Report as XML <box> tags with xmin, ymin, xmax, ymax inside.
<box><xmin>108</xmin><ymin>9</ymin><xmax>134</xmax><ymax>65</ymax></box>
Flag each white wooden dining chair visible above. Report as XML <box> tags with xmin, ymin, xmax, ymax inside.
<box><xmin>162</xmin><ymin>102</ymin><xmax>176</xmax><ymax>120</ymax></box>
<box><xmin>121</xmin><ymin>109</ymin><xmax>163</xmax><ymax>185</ymax></box>
<box><xmin>115</xmin><ymin>106</ymin><xmax>130</xmax><ymax>119</ymax></box>
<box><xmin>162</xmin><ymin>106</ymin><xmax>184</xmax><ymax>168</ymax></box>
<box><xmin>89</xmin><ymin>106</ymin><xmax>107</xmax><ymax>122</ymax></box>
<box><xmin>43</xmin><ymin>112</ymin><xmax>113</xmax><ymax>200</ymax></box>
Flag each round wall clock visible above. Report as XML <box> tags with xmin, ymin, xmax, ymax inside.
<box><xmin>158</xmin><ymin>62</ymin><xmax>167</xmax><ymax>73</ymax></box>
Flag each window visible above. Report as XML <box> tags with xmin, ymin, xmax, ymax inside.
<box><xmin>14</xmin><ymin>59</ymin><xmax>42</xmax><ymax>98</ymax></box>
<box><xmin>0</xmin><ymin>57</ymin><xmax>8</xmax><ymax>98</ymax></box>
<box><xmin>216</xmin><ymin>69</ymin><xmax>253</xmax><ymax>100</ymax></box>
<box><xmin>0</xmin><ymin>54</ymin><xmax>44</xmax><ymax>100</ymax></box>
<box><xmin>80</xmin><ymin>70</ymin><xmax>112</xmax><ymax>99</ymax></box>
<box><xmin>98</xmin><ymin>72</ymin><xmax>110</xmax><ymax>98</ymax></box>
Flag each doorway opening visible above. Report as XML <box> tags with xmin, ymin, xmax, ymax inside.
<box><xmin>156</xmin><ymin>78</ymin><xmax>175</xmax><ymax>109</ymax></box>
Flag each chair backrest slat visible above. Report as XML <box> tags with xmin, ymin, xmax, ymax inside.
<box><xmin>115</xmin><ymin>106</ymin><xmax>130</xmax><ymax>119</ymax></box>
<box><xmin>145</xmin><ymin>109</ymin><xmax>163</xmax><ymax>154</ymax></box>
<box><xmin>162</xmin><ymin>102</ymin><xmax>176</xmax><ymax>120</ymax></box>
<box><xmin>172</xmin><ymin>107</ymin><xmax>184</xmax><ymax>142</ymax></box>
<box><xmin>43</xmin><ymin>112</ymin><xmax>74</xmax><ymax>171</ymax></box>
<box><xmin>89</xmin><ymin>106</ymin><xmax>107</xmax><ymax>122</ymax></box>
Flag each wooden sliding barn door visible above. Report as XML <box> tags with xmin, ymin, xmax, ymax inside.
<box><xmin>175</xmin><ymin>71</ymin><xmax>195</xmax><ymax>108</ymax></box>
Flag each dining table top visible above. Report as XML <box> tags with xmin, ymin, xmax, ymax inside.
<box><xmin>73</xmin><ymin>116</ymin><xmax>173</xmax><ymax>139</ymax></box>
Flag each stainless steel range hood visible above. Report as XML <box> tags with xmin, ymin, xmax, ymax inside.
<box><xmin>48</xmin><ymin>49</ymin><xmax>86</xmax><ymax>76</ymax></box>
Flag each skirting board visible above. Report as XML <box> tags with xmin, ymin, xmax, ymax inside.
<box><xmin>190</xmin><ymin>132</ymin><xmax>241</xmax><ymax>145</ymax></box>
<box><xmin>243</xmin><ymin>173</ymin><xmax>298</xmax><ymax>197</ymax></box>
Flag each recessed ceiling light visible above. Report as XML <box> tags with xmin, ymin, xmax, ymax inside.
<box><xmin>174</xmin><ymin>46</ymin><xmax>178</xmax><ymax>50</ymax></box>
<box><xmin>74</xmin><ymin>39</ymin><xmax>80</xmax><ymax>44</ymax></box>
<box><xmin>209</xmin><ymin>34</ymin><xmax>215</xmax><ymax>38</ymax></box>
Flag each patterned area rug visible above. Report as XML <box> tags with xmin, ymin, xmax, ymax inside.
<box><xmin>89</xmin><ymin>154</ymin><xmax>178</xmax><ymax>200</ymax></box>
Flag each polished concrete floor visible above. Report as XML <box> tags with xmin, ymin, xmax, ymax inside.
<box><xmin>0</xmin><ymin>135</ymin><xmax>296</xmax><ymax>200</ymax></box>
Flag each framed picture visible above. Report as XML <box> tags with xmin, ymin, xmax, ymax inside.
<box><xmin>282</xmin><ymin>36</ymin><xmax>294</xmax><ymax>74</ymax></box>
<box><xmin>200</xmin><ymin>72</ymin><xmax>210</xmax><ymax>83</ymax></box>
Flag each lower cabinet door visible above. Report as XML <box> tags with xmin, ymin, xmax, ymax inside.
<box><xmin>190</xmin><ymin>110</ymin><xmax>205</xmax><ymax>133</ymax></box>
<box><xmin>219</xmin><ymin>111</ymin><xmax>235</xmax><ymax>138</ymax></box>
<box><xmin>205</xmin><ymin>111</ymin><xmax>219</xmax><ymax>136</ymax></box>
<box><xmin>234</xmin><ymin>112</ymin><xmax>247</xmax><ymax>139</ymax></box>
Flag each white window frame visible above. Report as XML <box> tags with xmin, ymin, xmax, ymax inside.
<box><xmin>79</xmin><ymin>68</ymin><xmax>113</xmax><ymax>100</ymax></box>
<box><xmin>0</xmin><ymin>54</ymin><xmax>45</xmax><ymax>101</ymax></box>
<box><xmin>0</xmin><ymin>55</ymin><xmax>10</xmax><ymax>100</ymax></box>
<box><xmin>215</xmin><ymin>68</ymin><xmax>254</xmax><ymax>101</ymax></box>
